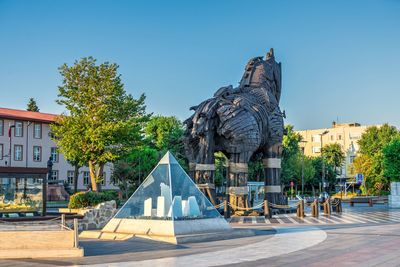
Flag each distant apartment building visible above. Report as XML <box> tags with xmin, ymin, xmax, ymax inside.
<box><xmin>295</xmin><ymin>122</ymin><xmax>379</xmax><ymax>180</ymax></box>
<box><xmin>0</xmin><ymin>107</ymin><xmax>117</xmax><ymax>190</ymax></box>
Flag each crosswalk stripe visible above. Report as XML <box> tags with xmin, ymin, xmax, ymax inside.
<box><xmin>345</xmin><ymin>213</ymin><xmax>381</xmax><ymax>223</ymax></box>
<box><xmin>319</xmin><ymin>216</ymin><xmax>340</xmax><ymax>224</ymax></box>
<box><xmin>283</xmin><ymin>214</ymin><xmax>299</xmax><ymax>224</ymax></box>
<box><xmin>275</xmin><ymin>217</ymin><xmax>286</xmax><ymax>224</ymax></box>
<box><xmin>339</xmin><ymin>214</ymin><xmax>367</xmax><ymax>223</ymax></box>
<box><xmin>227</xmin><ymin>210</ymin><xmax>400</xmax><ymax>225</ymax></box>
<box><xmin>359</xmin><ymin>213</ymin><xmax>390</xmax><ymax>223</ymax></box>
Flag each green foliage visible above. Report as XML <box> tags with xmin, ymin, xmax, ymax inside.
<box><xmin>144</xmin><ymin>115</ymin><xmax>186</xmax><ymax>167</ymax></box>
<box><xmin>353</xmin><ymin>124</ymin><xmax>399</xmax><ymax>195</ymax></box>
<box><xmin>68</xmin><ymin>190</ymin><xmax>120</xmax><ymax>209</ymax></box>
<box><xmin>214</xmin><ymin>152</ymin><xmax>228</xmax><ymax>186</ymax></box>
<box><xmin>323</xmin><ymin>143</ymin><xmax>345</xmax><ymax>173</ymax></box>
<box><xmin>282</xmin><ymin>125</ymin><xmax>302</xmax><ymax>159</ymax></box>
<box><xmin>281</xmin><ymin>125</ymin><xmax>303</xmax><ymax>185</ymax></box>
<box><xmin>383</xmin><ymin>138</ymin><xmax>400</xmax><ymax>182</ymax></box>
<box><xmin>27</xmin><ymin>97</ymin><xmax>39</xmax><ymax>112</ymax></box>
<box><xmin>51</xmin><ymin>57</ymin><xmax>149</xmax><ymax>191</ymax></box>
<box><xmin>358</xmin><ymin>124</ymin><xmax>398</xmax><ymax>157</ymax></box>
<box><xmin>248</xmin><ymin>157</ymin><xmax>264</xmax><ymax>182</ymax></box>
<box><xmin>112</xmin><ymin>146</ymin><xmax>159</xmax><ymax>199</ymax></box>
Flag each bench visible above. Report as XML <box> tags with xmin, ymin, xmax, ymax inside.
<box><xmin>349</xmin><ymin>197</ymin><xmax>377</xmax><ymax>207</ymax></box>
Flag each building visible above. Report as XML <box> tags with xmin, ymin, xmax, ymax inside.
<box><xmin>295</xmin><ymin>122</ymin><xmax>379</xmax><ymax>180</ymax></box>
<box><xmin>0</xmin><ymin>107</ymin><xmax>117</xmax><ymax>191</ymax></box>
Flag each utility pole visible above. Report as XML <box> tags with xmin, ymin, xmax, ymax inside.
<box><xmin>320</xmin><ymin>130</ymin><xmax>329</xmax><ymax>192</ymax></box>
<box><xmin>300</xmin><ymin>140</ymin><xmax>308</xmax><ymax>195</ymax></box>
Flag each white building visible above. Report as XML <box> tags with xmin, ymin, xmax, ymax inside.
<box><xmin>0</xmin><ymin>107</ymin><xmax>117</xmax><ymax>191</ymax></box>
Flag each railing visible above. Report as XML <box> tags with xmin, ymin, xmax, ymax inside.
<box><xmin>218</xmin><ymin>197</ymin><xmax>343</xmax><ymax>219</ymax></box>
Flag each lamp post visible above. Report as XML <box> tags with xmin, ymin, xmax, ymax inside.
<box><xmin>320</xmin><ymin>130</ymin><xmax>329</xmax><ymax>192</ymax></box>
<box><xmin>300</xmin><ymin>140</ymin><xmax>307</xmax><ymax>195</ymax></box>
<box><xmin>43</xmin><ymin>157</ymin><xmax>53</xmax><ymax>216</ymax></box>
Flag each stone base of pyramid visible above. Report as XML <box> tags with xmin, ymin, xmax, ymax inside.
<box><xmin>80</xmin><ymin>217</ymin><xmax>254</xmax><ymax>244</ymax></box>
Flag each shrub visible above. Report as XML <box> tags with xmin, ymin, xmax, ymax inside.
<box><xmin>68</xmin><ymin>190</ymin><xmax>120</xmax><ymax>209</ymax></box>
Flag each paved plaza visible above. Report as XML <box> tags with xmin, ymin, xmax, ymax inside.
<box><xmin>1</xmin><ymin>204</ymin><xmax>399</xmax><ymax>267</ymax></box>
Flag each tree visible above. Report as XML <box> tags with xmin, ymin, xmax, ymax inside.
<box><xmin>112</xmin><ymin>146</ymin><xmax>158</xmax><ymax>198</ymax></box>
<box><xmin>51</xmin><ymin>57</ymin><xmax>149</xmax><ymax>191</ymax></box>
<box><xmin>353</xmin><ymin>124</ymin><xmax>399</xmax><ymax>195</ymax></box>
<box><xmin>27</xmin><ymin>98</ymin><xmax>39</xmax><ymax>112</ymax></box>
<box><xmin>281</xmin><ymin>125</ymin><xmax>303</xmax><ymax>186</ymax></box>
<box><xmin>144</xmin><ymin>115</ymin><xmax>186</xmax><ymax>168</ymax></box>
<box><xmin>323</xmin><ymin>143</ymin><xmax>345</xmax><ymax>175</ymax></box>
<box><xmin>310</xmin><ymin>156</ymin><xmax>336</xmax><ymax>194</ymax></box>
<box><xmin>383</xmin><ymin>138</ymin><xmax>400</xmax><ymax>182</ymax></box>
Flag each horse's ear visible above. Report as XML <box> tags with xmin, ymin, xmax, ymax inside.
<box><xmin>267</xmin><ymin>48</ymin><xmax>274</xmax><ymax>59</ymax></box>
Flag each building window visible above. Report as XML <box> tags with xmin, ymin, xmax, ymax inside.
<box><xmin>33</xmin><ymin>146</ymin><xmax>42</xmax><ymax>162</ymax></box>
<box><xmin>51</xmin><ymin>147</ymin><xmax>58</xmax><ymax>163</ymax></box>
<box><xmin>312</xmin><ymin>135</ymin><xmax>321</xmax><ymax>143</ymax></box>
<box><xmin>33</xmin><ymin>123</ymin><xmax>42</xmax><ymax>139</ymax></box>
<box><xmin>312</xmin><ymin>146</ymin><xmax>321</xmax><ymax>154</ymax></box>
<box><xmin>67</xmin><ymin>171</ymin><xmax>74</xmax><ymax>185</ymax></box>
<box><xmin>50</xmin><ymin>170</ymin><xmax>58</xmax><ymax>181</ymax></box>
<box><xmin>337</xmin><ymin>134</ymin><xmax>342</xmax><ymax>140</ymax></box>
<box><xmin>83</xmin><ymin>171</ymin><xmax>90</xmax><ymax>186</ymax></box>
<box><xmin>0</xmin><ymin>120</ymin><xmax>3</xmax><ymax>136</ymax></box>
<box><xmin>330</xmin><ymin>135</ymin><xmax>334</xmax><ymax>141</ymax></box>
<box><xmin>14</xmin><ymin>145</ymin><xmax>23</xmax><ymax>161</ymax></box>
<box><xmin>15</xmin><ymin>121</ymin><xmax>23</xmax><ymax>137</ymax></box>
<box><xmin>350</xmin><ymin>156</ymin><xmax>356</xmax><ymax>163</ymax></box>
<box><xmin>0</xmin><ymin>144</ymin><xmax>3</xmax><ymax>160</ymax></box>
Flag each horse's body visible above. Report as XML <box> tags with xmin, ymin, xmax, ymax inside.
<box><xmin>184</xmin><ymin>49</ymin><xmax>286</xmax><ymax>207</ymax></box>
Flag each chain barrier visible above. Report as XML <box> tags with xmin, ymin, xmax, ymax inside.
<box><xmin>269</xmin><ymin>202</ymin><xmax>300</xmax><ymax>209</ymax></box>
<box><xmin>227</xmin><ymin>202</ymin><xmax>263</xmax><ymax>211</ymax></box>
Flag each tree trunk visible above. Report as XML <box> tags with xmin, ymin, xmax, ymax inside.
<box><xmin>88</xmin><ymin>160</ymin><xmax>98</xmax><ymax>192</ymax></box>
<box><xmin>73</xmin><ymin>165</ymin><xmax>80</xmax><ymax>193</ymax></box>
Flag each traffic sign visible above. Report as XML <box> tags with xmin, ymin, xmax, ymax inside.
<box><xmin>356</xmin><ymin>173</ymin><xmax>364</xmax><ymax>184</ymax></box>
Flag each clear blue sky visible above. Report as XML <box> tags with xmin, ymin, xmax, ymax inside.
<box><xmin>0</xmin><ymin>0</ymin><xmax>399</xmax><ymax>130</ymax></box>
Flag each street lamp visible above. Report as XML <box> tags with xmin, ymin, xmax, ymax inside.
<box><xmin>300</xmin><ymin>140</ymin><xmax>308</xmax><ymax>195</ymax></box>
<box><xmin>320</xmin><ymin>130</ymin><xmax>329</xmax><ymax>192</ymax></box>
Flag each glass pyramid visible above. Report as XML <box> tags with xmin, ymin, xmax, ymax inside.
<box><xmin>114</xmin><ymin>151</ymin><xmax>221</xmax><ymax>221</ymax></box>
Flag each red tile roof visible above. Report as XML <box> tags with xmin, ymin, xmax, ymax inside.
<box><xmin>0</xmin><ymin>107</ymin><xmax>58</xmax><ymax>123</ymax></box>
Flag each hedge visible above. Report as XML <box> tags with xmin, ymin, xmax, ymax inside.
<box><xmin>68</xmin><ymin>191</ymin><xmax>120</xmax><ymax>209</ymax></box>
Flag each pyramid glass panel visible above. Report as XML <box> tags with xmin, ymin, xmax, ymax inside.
<box><xmin>114</xmin><ymin>163</ymin><xmax>171</xmax><ymax>219</ymax></box>
<box><xmin>114</xmin><ymin>152</ymin><xmax>222</xmax><ymax>221</ymax></box>
<box><xmin>170</xmin><ymin>164</ymin><xmax>221</xmax><ymax>220</ymax></box>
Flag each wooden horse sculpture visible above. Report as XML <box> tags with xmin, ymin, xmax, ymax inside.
<box><xmin>184</xmin><ymin>48</ymin><xmax>286</xmax><ymax>210</ymax></box>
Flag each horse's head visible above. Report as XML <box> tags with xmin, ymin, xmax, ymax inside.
<box><xmin>239</xmin><ymin>48</ymin><xmax>282</xmax><ymax>102</ymax></box>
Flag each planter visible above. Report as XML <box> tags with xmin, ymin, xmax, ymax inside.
<box><xmin>389</xmin><ymin>182</ymin><xmax>400</xmax><ymax>208</ymax></box>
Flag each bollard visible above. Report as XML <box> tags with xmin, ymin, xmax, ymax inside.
<box><xmin>369</xmin><ymin>198</ymin><xmax>373</xmax><ymax>207</ymax></box>
<box><xmin>74</xmin><ymin>218</ymin><xmax>79</xmax><ymax>248</ymax></box>
<box><xmin>297</xmin><ymin>199</ymin><xmax>304</xmax><ymax>218</ymax></box>
<box><xmin>312</xmin><ymin>199</ymin><xmax>319</xmax><ymax>218</ymax></box>
<box><xmin>224</xmin><ymin>200</ymin><xmax>228</xmax><ymax>219</ymax></box>
<box><xmin>264</xmin><ymin>200</ymin><xmax>271</xmax><ymax>218</ymax></box>
<box><xmin>350</xmin><ymin>199</ymin><xmax>354</xmax><ymax>207</ymax></box>
<box><xmin>326</xmin><ymin>198</ymin><xmax>331</xmax><ymax>216</ymax></box>
<box><xmin>61</xmin><ymin>214</ymin><xmax>66</xmax><ymax>229</ymax></box>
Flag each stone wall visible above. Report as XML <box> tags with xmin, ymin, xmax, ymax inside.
<box><xmin>67</xmin><ymin>200</ymin><xmax>117</xmax><ymax>231</ymax></box>
<box><xmin>389</xmin><ymin>182</ymin><xmax>400</xmax><ymax>208</ymax></box>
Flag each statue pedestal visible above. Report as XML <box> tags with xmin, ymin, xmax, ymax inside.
<box><xmin>389</xmin><ymin>182</ymin><xmax>400</xmax><ymax>208</ymax></box>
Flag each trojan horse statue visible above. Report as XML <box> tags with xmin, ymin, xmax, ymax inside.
<box><xmin>184</xmin><ymin>48</ymin><xmax>286</xmax><ymax>210</ymax></box>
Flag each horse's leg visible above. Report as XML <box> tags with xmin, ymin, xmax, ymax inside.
<box><xmin>228</xmin><ymin>152</ymin><xmax>251</xmax><ymax>212</ymax></box>
<box><xmin>263</xmin><ymin>143</ymin><xmax>285</xmax><ymax>205</ymax></box>
<box><xmin>192</xmin><ymin>136</ymin><xmax>217</xmax><ymax>205</ymax></box>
